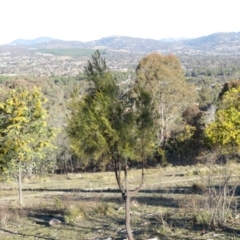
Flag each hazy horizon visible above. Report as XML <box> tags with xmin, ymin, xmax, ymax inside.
<box><xmin>6</xmin><ymin>31</ymin><xmax>240</xmax><ymax>45</ymax></box>
<box><xmin>1</xmin><ymin>0</ymin><xmax>239</xmax><ymax>45</ymax></box>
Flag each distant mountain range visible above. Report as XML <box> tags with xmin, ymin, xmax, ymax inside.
<box><xmin>7</xmin><ymin>32</ymin><xmax>240</xmax><ymax>54</ymax></box>
<box><xmin>11</xmin><ymin>37</ymin><xmax>56</xmax><ymax>46</ymax></box>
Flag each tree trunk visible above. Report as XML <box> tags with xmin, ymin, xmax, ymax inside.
<box><xmin>124</xmin><ymin>158</ymin><xmax>134</xmax><ymax>240</ymax></box>
<box><xmin>160</xmin><ymin>102</ymin><xmax>165</xmax><ymax>145</ymax></box>
<box><xmin>17</xmin><ymin>166</ymin><xmax>23</xmax><ymax>205</ymax></box>
<box><xmin>125</xmin><ymin>189</ymin><xmax>134</xmax><ymax>240</ymax></box>
<box><xmin>115</xmin><ymin>159</ymin><xmax>135</xmax><ymax>240</ymax></box>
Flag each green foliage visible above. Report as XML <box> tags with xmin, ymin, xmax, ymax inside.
<box><xmin>64</xmin><ymin>205</ymin><xmax>86</xmax><ymax>223</ymax></box>
<box><xmin>67</xmin><ymin>51</ymin><xmax>158</xmax><ymax>240</ymax></box>
<box><xmin>198</xmin><ymin>85</ymin><xmax>219</xmax><ymax>109</ymax></box>
<box><xmin>0</xmin><ymin>75</ymin><xmax>14</xmax><ymax>84</ymax></box>
<box><xmin>135</xmin><ymin>52</ymin><xmax>196</xmax><ymax>145</ymax></box>
<box><xmin>217</xmin><ymin>80</ymin><xmax>240</xmax><ymax>103</ymax></box>
<box><xmin>54</xmin><ymin>196</ymin><xmax>63</xmax><ymax>210</ymax></box>
<box><xmin>67</xmin><ymin>50</ymin><xmax>157</xmax><ymax>190</ymax></box>
<box><xmin>67</xmin><ymin>71</ymin><xmax>157</xmax><ymax>169</ymax></box>
<box><xmin>133</xmin><ymin>86</ymin><xmax>158</xmax><ymax>161</ymax></box>
<box><xmin>64</xmin><ymin>202</ymin><xmax>115</xmax><ymax>224</ymax></box>
<box><xmin>93</xmin><ymin>202</ymin><xmax>115</xmax><ymax>216</ymax></box>
<box><xmin>67</xmin><ymin>73</ymin><xmax>134</xmax><ymax>167</ymax></box>
<box><xmin>84</xmin><ymin>49</ymin><xmax>108</xmax><ymax>86</ymax></box>
<box><xmin>193</xmin><ymin>210</ymin><xmax>212</xmax><ymax>225</ymax></box>
<box><xmin>165</xmin><ymin>124</ymin><xmax>199</xmax><ymax>164</ymax></box>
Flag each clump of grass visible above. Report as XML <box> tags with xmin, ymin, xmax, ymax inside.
<box><xmin>93</xmin><ymin>201</ymin><xmax>115</xmax><ymax>216</ymax></box>
<box><xmin>54</xmin><ymin>196</ymin><xmax>63</xmax><ymax>210</ymax></box>
<box><xmin>64</xmin><ymin>205</ymin><xmax>86</xmax><ymax>223</ymax></box>
<box><xmin>0</xmin><ymin>207</ymin><xmax>26</xmax><ymax>227</ymax></box>
<box><xmin>154</xmin><ymin>212</ymin><xmax>173</xmax><ymax>235</ymax></box>
<box><xmin>193</xmin><ymin>209</ymin><xmax>212</xmax><ymax>225</ymax></box>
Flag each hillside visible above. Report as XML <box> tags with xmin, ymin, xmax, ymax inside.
<box><xmin>182</xmin><ymin>32</ymin><xmax>240</xmax><ymax>53</ymax></box>
<box><xmin>11</xmin><ymin>37</ymin><xmax>58</xmax><ymax>46</ymax></box>
<box><xmin>8</xmin><ymin>31</ymin><xmax>240</xmax><ymax>54</ymax></box>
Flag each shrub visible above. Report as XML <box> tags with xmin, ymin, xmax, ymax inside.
<box><xmin>64</xmin><ymin>205</ymin><xmax>86</xmax><ymax>223</ymax></box>
<box><xmin>193</xmin><ymin>210</ymin><xmax>212</xmax><ymax>225</ymax></box>
<box><xmin>0</xmin><ymin>207</ymin><xmax>26</xmax><ymax>227</ymax></box>
<box><xmin>93</xmin><ymin>202</ymin><xmax>114</xmax><ymax>216</ymax></box>
<box><xmin>191</xmin><ymin>182</ymin><xmax>206</xmax><ymax>194</ymax></box>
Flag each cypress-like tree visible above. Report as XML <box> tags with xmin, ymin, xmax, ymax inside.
<box><xmin>84</xmin><ymin>49</ymin><xmax>108</xmax><ymax>88</ymax></box>
<box><xmin>67</xmin><ymin>50</ymin><xmax>157</xmax><ymax>240</ymax></box>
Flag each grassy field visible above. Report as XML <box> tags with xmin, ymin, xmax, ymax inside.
<box><xmin>1</xmin><ymin>164</ymin><xmax>240</xmax><ymax>239</ymax></box>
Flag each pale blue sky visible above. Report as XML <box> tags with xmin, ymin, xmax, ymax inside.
<box><xmin>0</xmin><ymin>0</ymin><xmax>239</xmax><ymax>44</ymax></box>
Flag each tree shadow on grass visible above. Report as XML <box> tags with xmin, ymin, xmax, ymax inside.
<box><xmin>144</xmin><ymin>213</ymin><xmax>240</xmax><ymax>240</ymax></box>
<box><xmin>21</xmin><ymin>186</ymin><xmax>193</xmax><ymax>194</ymax></box>
<box><xmin>19</xmin><ymin>199</ymin><xmax>219</xmax><ymax>239</ymax></box>
<box><xmin>20</xmin><ymin>189</ymin><xmax>240</xmax><ymax>240</ymax></box>
<box><xmin>0</xmin><ymin>228</ymin><xmax>55</xmax><ymax>240</ymax></box>
<box><xmin>134</xmin><ymin>195</ymin><xmax>180</xmax><ymax>208</ymax></box>
<box><xmin>35</xmin><ymin>192</ymin><xmax>181</xmax><ymax>210</ymax></box>
<box><xmin>25</xmin><ymin>206</ymin><xmax>122</xmax><ymax>235</ymax></box>
<box><xmin>26</xmin><ymin>207</ymin><xmax>65</xmax><ymax>226</ymax></box>
<box><xmin>22</xmin><ymin>187</ymin><xmax>120</xmax><ymax>193</ymax></box>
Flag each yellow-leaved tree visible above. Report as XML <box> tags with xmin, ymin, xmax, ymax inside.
<box><xmin>0</xmin><ymin>87</ymin><xmax>57</xmax><ymax>204</ymax></box>
<box><xmin>205</xmin><ymin>87</ymin><xmax>240</xmax><ymax>151</ymax></box>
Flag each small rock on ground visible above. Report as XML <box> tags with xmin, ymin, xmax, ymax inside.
<box><xmin>49</xmin><ymin>218</ymin><xmax>61</xmax><ymax>226</ymax></box>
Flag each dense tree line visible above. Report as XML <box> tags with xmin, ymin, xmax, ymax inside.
<box><xmin>1</xmin><ymin>51</ymin><xmax>240</xmax><ymax>239</ymax></box>
<box><xmin>0</xmin><ymin>51</ymin><xmax>240</xmax><ymax>178</ymax></box>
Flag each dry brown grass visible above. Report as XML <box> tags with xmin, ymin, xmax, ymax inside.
<box><xmin>0</xmin><ymin>164</ymin><xmax>240</xmax><ymax>239</ymax></box>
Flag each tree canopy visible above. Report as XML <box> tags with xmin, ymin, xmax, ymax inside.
<box><xmin>66</xmin><ymin>50</ymin><xmax>157</xmax><ymax>240</ymax></box>
<box><xmin>0</xmin><ymin>87</ymin><xmax>57</xmax><ymax>204</ymax></box>
<box><xmin>205</xmin><ymin>86</ymin><xmax>240</xmax><ymax>150</ymax></box>
<box><xmin>84</xmin><ymin>49</ymin><xmax>108</xmax><ymax>87</ymax></box>
<box><xmin>135</xmin><ymin>52</ymin><xmax>196</xmax><ymax>145</ymax></box>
